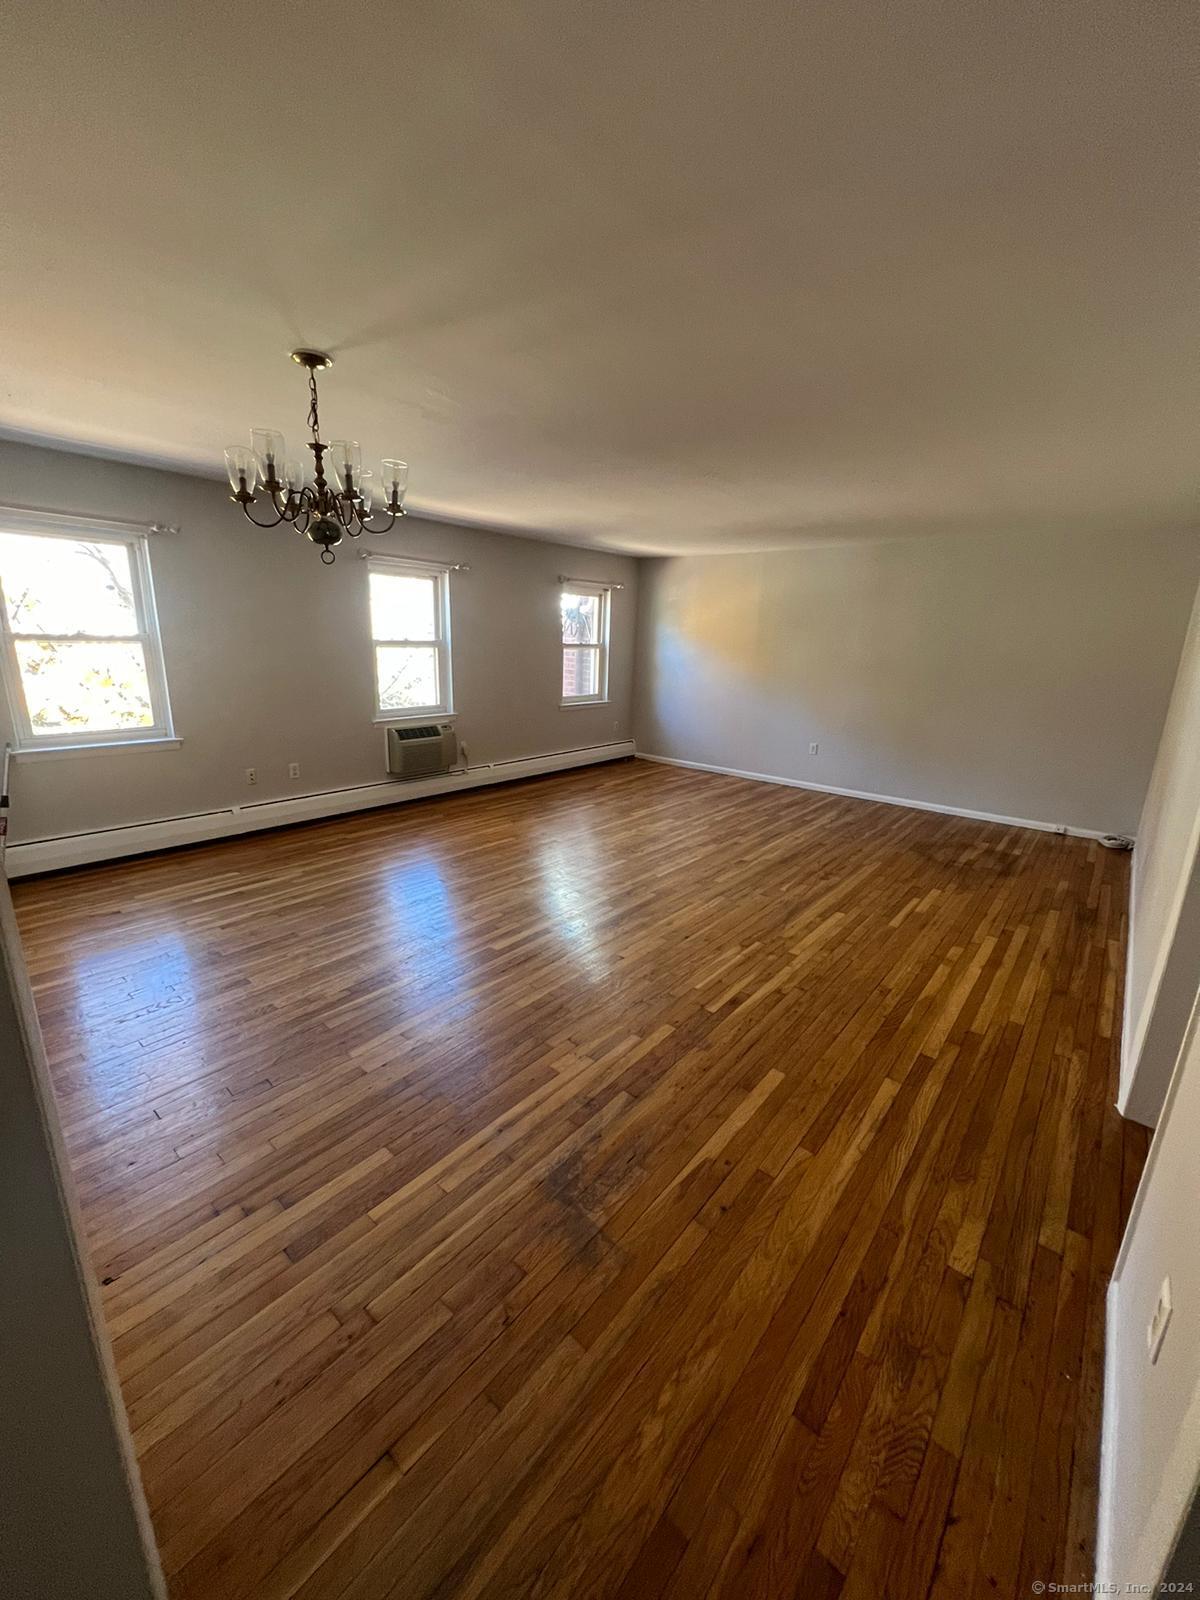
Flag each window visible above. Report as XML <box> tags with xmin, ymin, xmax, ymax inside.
<box><xmin>369</xmin><ymin>558</ymin><xmax>452</xmax><ymax>719</ymax></box>
<box><xmin>0</xmin><ymin>514</ymin><xmax>174</xmax><ymax>750</ymax></box>
<box><xmin>560</xmin><ymin>583</ymin><xmax>609</xmax><ymax>703</ymax></box>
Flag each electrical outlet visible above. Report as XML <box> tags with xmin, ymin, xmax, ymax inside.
<box><xmin>288</xmin><ymin>762</ymin><xmax>301</xmax><ymax>780</ymax></box>
<box><xmin>809</xmin><ymin>742</ymin><xmax>819</xmax><ymax>756</ymax></box>
<box><xmin>245</xmin><ymin>767</ymin><xmax>257</xmax><ymax>786</ymax></box>
<box><xmin>1148</xmin><ymin>1276</ymin><xmax>1172</xmax><ymax>1363</ymax></box>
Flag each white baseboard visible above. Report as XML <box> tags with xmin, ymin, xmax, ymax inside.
<box><xmin>636</xmin><ymin>751</ymin><xmax>1114</xmax><ymax>840</ymax></box>
<box><xmin>5</xmin><ymin>741</ymin><xmax>1116</xmax><ymax>877</ymax></box>
<box><xmin>3</xmin><ymin>741</ymin><xmax>636</xmax><ymax>877</ymax></box>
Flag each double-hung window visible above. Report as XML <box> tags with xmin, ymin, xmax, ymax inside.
<box><xmin>0</xmin><ymin>513</ymin><xmax>174</xmax><ymax>750</ymax></box>
<box><xmin>369</xmin><ymin>558</ymin><xmax>453</xmax><ymax>720</ymax></box>
<box><xmin>560</xmin><ymin>582</ymin><xmax>609</xmax><ymax>704</ymax></box>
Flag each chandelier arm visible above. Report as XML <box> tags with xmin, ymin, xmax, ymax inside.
<box><xmin>294</xmin><ymin>476</ymin><xmax>321</xmax><ymax>534</ymax></box>
<box><xmin>355</xmin><ymin>506</ymin><xmax>401</xmax><ymax>536</ymax></box>
<box><xmin>240</xmin><ymin>500</ymin><xmax>290</xmax><ymax>529</ymax></box>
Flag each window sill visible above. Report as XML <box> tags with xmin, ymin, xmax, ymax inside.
<box><xmin>559</xmin><ymin>699</ymin><xmax>611</xmax><ymax>710</ymax></box>
<box><xmin>11</xmin><ymin>736</ymin><xmax>183</xmax><ymax>763</ymax></box>
<box><xmin>373</xmin><ymin>712</ymin><xmax>456</xmax><ymax>726</ymax></box>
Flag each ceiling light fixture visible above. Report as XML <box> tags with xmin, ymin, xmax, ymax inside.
<box><xmin>225</xmin><ymin>351</ymin><xmax>408</xmax><ymax>564</ymax></box>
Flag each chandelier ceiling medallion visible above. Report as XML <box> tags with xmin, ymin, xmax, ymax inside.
<box><xmin>225</xmin><ymin>350</ymin><xmax>408</xmax><ymax>564</ymax></box>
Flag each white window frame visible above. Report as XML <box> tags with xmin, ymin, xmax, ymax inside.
<box><xmin>0</xmin><ymin>508</ymin><xmax>175</xmax><ymax>753</ymax></box>
<box><xmin>368</xmin><ymin>555</ymin><xmax>454</xmax><ymax>723</ymax></box>
<box><xmin>559</xmin><ymin>581</ymin><xmax>610</xmax><ymax>706</ymax></box>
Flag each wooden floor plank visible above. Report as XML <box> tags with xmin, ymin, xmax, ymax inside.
<box><xmin>12</xmin><ymin>758</ymin><xmax>1142</xmax><ymax>1598</ymax></box>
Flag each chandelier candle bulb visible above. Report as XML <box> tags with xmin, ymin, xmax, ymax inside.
<box><xmin>224</xmin><ymin>351</ymin><xmax>410</xmax><ymax>562</ymax></box>
<box><xmin>327</xmin><ymin>440</ymin><xmax>356</xmax><ymax>494</ymax></box>
<box><xmin>382</xmin><ymin>459</ymin><xmax>409</xmax><ymax>508</ymax></box>
<box><xmin>251</xmin><ymin>429</ymin><xmax>287</xmax><ymax>488</ymax></box>
<box><xmin>224</xmin><ymin>445</ymin><xmax>257</xmax><ymax>496</ymax></box>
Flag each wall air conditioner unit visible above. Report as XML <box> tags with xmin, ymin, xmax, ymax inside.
<box><xmin>386</xmin><ymin>723</ymin><xmax>458</xmax><ymax>780</ymax></box>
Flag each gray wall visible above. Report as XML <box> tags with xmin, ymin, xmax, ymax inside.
<box><xmin>633</xmin><ymin>529</ymin><xmax>1200</xmax><ymax>836</ymax></box>
<box><xmin>0</xmin><ymin>875</ymin><xmax>163</xmax><ymax>1598</ymax></box>
<box><xmin>0</xmin><ymin>440</ymin><xmax>637</xmax><ymax>846</ymax></box>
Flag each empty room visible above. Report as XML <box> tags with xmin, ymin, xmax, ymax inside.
<box><xmin>1</xmin><ymin>2</ymin><xmax>1197</xmax><ymax>1597</ymax></box>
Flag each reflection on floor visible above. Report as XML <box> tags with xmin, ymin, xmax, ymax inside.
<box><xmin>14</xmin><ymin>758</ymin><xmax>1148</xmax><ymax>1599</ymax></box>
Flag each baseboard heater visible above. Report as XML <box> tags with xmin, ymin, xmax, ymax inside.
<box><xmin>3</xmin><ymin>740</ymin><xmax>635</xmax><ymax>878</ymax></box>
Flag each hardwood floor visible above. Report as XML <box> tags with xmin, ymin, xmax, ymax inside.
<box><xmin>13</xmin><ymin>758</ymin><xmax>1146</xmax><ymax>1599</ymax></box>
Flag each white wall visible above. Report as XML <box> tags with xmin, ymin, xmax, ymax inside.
<box><xmin>0</xmin><ymin>873</ymin><xmax>163</xmax><ymax>1597</ymax></box>
<box><xmin>1121</xmin><ymin>586</ymin><xmax>1200</xmax><ymax>1125</ymax></box>
<box><xmin>633</xmin><ymin>530</ymin><xmax>1199</xmax><ymax>836</ymax></box>
<box><xmin>1099</xmin><ymin>586</ymin><xmax>1200</xmax><ymax>1583</ymax></box>
<box><xmin>1099</xmin><ymin>990</ymin><xmax>1200</xmax><ymax>1587</ymax></box>
<box><xmin>0</xmin><ymin>440</ymin><xmax>637</xmax><ymax>847</ymax></box>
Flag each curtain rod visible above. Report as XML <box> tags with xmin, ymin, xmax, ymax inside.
<box><xmin>0</xmin><ymin>503</ymin><xmax>179</xmax><ymax>538</ymax></box>
<box><xmin>557</xmin><ymin>574</ymin><xmax>626</xmax><ymax>591</ymax></box>
<box><xmin>361</xmin><ymin>551</ymin><xmax>471</xmax><ymax>572</ymax></box>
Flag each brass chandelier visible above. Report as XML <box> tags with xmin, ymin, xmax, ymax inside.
<box><xmin>225</xmin><ymin>350</ymin><xmax>408</xmax><ymax>564</ymax></box>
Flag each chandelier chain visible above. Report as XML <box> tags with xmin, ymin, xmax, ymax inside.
<box><xmin>307</xmin><ymin>368</ymin><xmax>321</xmax><ymax>447</ymax></box>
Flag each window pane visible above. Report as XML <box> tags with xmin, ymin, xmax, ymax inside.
<box><xmin>370</xmin><ymin>571</ymin><xmax>436</xmax><ymax>641</ymax></box>
<box><xmin>562</xmin><ymin>647</ymin><xmax>599</xmax><ymax>699</ymax></box>
<box><xmin>561</xmin><ymin>591</ymin><xmax>600</xmax><ymax>645</ymax></box>
<box><xmin>15</xmin><ymin>639</ymin><xmax>155</xmax><ymax>735</ymax></box>
<box><xmin>0</xmin><ymin>534</ymin><xmax>139</xmax><ymax>636</ymax></box>
<box><xmin>377</xmin><ymin>645</ymin><xmax>439</xmax><ymax>711</ymax></box>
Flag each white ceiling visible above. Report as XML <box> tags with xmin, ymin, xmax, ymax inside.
<box><xmin>0</xmin><ymin>0</ymin><xmax>1194</xmax><ymax>554</ymax></box>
